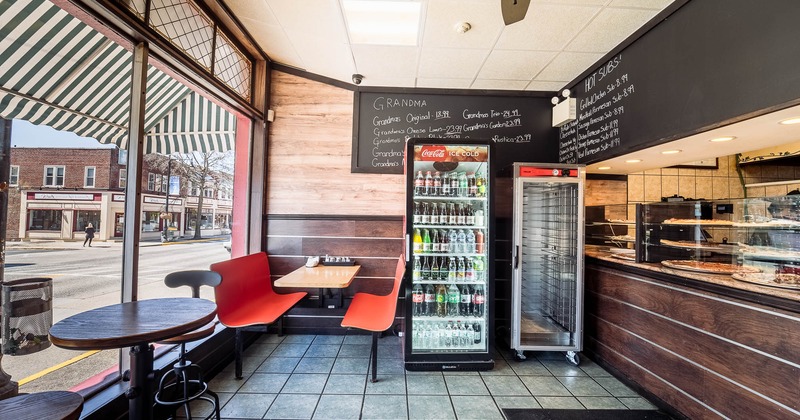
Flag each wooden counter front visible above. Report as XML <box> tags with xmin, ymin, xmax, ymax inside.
<box><xmin>583</xmin><ymin>253</ymin><xmax>800</xmax><ymax>419</ymax></box>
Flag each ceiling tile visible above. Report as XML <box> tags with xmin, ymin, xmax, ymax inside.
<box><xmin>531</xmin><ymin>0</ymin><xmax>609</xmax><ymax>5</ymax></box>
<box><xmin>239</xmin><ymin>17</ymin><xmax>303</xmax><ymax>67</ymax></box>
<box><xmin>351</xmin><ymin>45</ymin><xmax>418</xmax><ymax>79</ymax></box>
<box><xmin>471</xmin><ymin>79</ymin><xmax>530</xmax><ymax>91</ymax></box>
<box><xmin>536</xmin><ymin>51</ymin><xmax>603</xmax><ymax>81</ymax></box>
<box><xmin>416</xmin><ymin>78</ymin><xmax>473</xmax><ymax>89</ymax></box>
<box><xmin>526</xmin><ymin>80</ymin><xmax>567</xmax><ymax>92</ymax></box>
<box><xmin>422</xmin><ymin>0</ymin><xmax>504</xmax><ymax>49</ymax></box>
<box><xmin>477</xmin><ymin>50</ymin><xmax>556</xmax><ymax>80</ymax></box>
<box><xmin>287</xmin><ymin>32</ymin><xmax>355</xmax><ymax>82</ymax></box>
<box><xmin>495</xmin><ymin>4</ymin><xmax>601</xmax><ymax>51</ymax></box>
<box><xmin>226</xmin><ymin>0</ymin><xmax>278</xmax><ymax>26</ymax></box>
<box><xmin>418</xmin><ymin>47</ymin><xmax>489</xmax><ymax>79</ymax></box>
<box><xmin>609</xmin><ymin>0</ymin><xmax>674</xmax><ymax>9</ymax></box>
<box><xmin>360</xmin><ymin>76</ymin><xmax>417</xmax><ymax>88</ymax></box>
<box><xmin>566</xmin><ymin>7</ymin><xmax>660</xmax><ymax>52</ymax></box>
<box><xmin>265</xmin><ymin>0</ymin><xmax>348</xmax><ymax>43</ymax></box>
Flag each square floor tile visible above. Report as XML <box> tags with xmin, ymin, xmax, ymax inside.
<box><xmin>174</xmin><ymin>391</ymin><xmax>234</xmax><ymax>419</ymax></box>
<box><xmin>594</xmin><ymin>376</ymin><xmax>639</xmax><ymax>397</ymax></box>
<box><xmin>272</xmin><ymin>343</ymin><xmax>310</xmax><ymax>358</ymax></box>
<box><xmin>312</xmin><ymin>394</ymin><xmax>363</xmax><ymax>419</ymax></box>
<box><xmin>540</xmin><ymin>359</ymin><xmax>587</xmax><ymax>377</ymax></box>
<box><xmin>332</xmin><ymin>357</ymin><xmax>370</xmax><ymax>374</ymax></box>
<box><xmin>520</xmin><ymin>376</ymin><xmax>571</xmax><ymax>397</ymax></box>
<box><xmin>451</xmin><ymin>395</ymin><xmax>504</xmax><ymax>420</ymax></box>
<box><xmin>507</xmin><ymin>360</ymin><xmax>551</xmax><ymax>376</ymax></box>
<box><xmin>365</xmin><ymin>374</ymin><xmax>406</xmax><ymax>395</ymax></box>
<box><xmin>265</xmin><ymin>393</ymin><xmax>319</xmax><ymax>419</ymax></box>
<box><xmin>579</xmin><ymin>359</ymin><xmax>612</xmax><ymax>377</ymax></box>
<box><xmin>258</xmin><ymin>334</ymin><xmax>286</xmax><ymax>344</ymax></box>
<box><xmin>406</xmin><ymin>374</ymin><xmax>448</xmax><ymax>395</ymax></box>
<box><xmin>343</xmin><ymin>335</ymin><xmax>372</xmax><ymax>345</ymax></box>
<box><xmin>282</xmin><ymin>335</ymin><xmax>316</xmax><ymax>344</ymax></box>
<box><xmin>493</xmin><ymin>396</ymin><xmax>542</xmax><ymax>409</ymax></box>
<box><xmin>378</xmin><ymin>344</ymin><xmax>403</xmax><ymax>359</ymax></box>
<box><xmin>313</xmin><ymin>335</ymin><xmax>345</xmax><ymax>345</ymax></box>
<box><xmin>295</xmin><ymin>357</ymin><xmax>335</xmax><ymax>374</ymax></box>
<box><xmin>578</xmin><ymin>396</ymin><xmax>629</xmax><ymax>409</ymax></box>
<box><xmin>619</xmin><ymin>397</ymin><xmax>658</xmax><ymax>410</ymax></box>
<box><xmin>241</xmin><ymin>355</ymin><xmax>266</xmax><ymax>374</ymax></box>
<box><xmin>208</xmin><ymin>371</ymin><xmax>246</xmax><ymax>393</ymax></box>
<box><xmin>305</xmin><ymin>344</ymin><xmax>341</xmax><ymax>358</ymax></box>
<box><xmin>282</xmin><ymin>373</ymin><xmax>329</xmax><ymax>394</ymax></box>
<box><xmin>535</xmin><ymin>396</ymin><xmax>585</xmax><ymax>409</ymax></box>
<box><xmin>363</xmin><ymin>394</ymin><xmax>408</xmax><ymax>419</ymax></box>
<box><xmin>378</xmin><ymin>336</ymin><xmax>402</xmax><ymax>347</ymax></box>
<box><xmin>257</xmin><ymin>357</ymin><xmax>300</xmax><ymax>373</ymax></box>
<box><xmin>557</xmin><ymin>376</ymin><xmax>611</xmax><ymax>397</ymax></box>
<box><xmin>481</xmin><ymin>358</ymin><xmax>516</xmax><ymax>376</ymax></box>
<box><xmin>239</xmin><ymin>373</ymin><xmax>289</xmax><ymax>393</ymax></box>
<box><xmin>247</xmin><ymin>342</ymin><xmax>278</xmax><ymax>357</ymax></box>
<box><xmin>482</xmin><ymin>376</ymin><xmax>531</xmax><ymax>396</ymax></box>
<box><xmin>373</xmin><ymin>357</ymin><xmax>405</xmax><ymax>375</ymax></box>
<box><xmin>323</xmin><ymin>374</ymin><xmax>366</xmax><ymax>395</ymax></box>
<box><xmin>408</xmin><ymin>395</ymin><xmax>455</xmax><ymax>420</ymax></box>
<box><xmin>338</xmin><ymin>344</ymin><xmax>372</xmax><ymax>358</ymax></box>
<box><xmin>219</xmin><ymin>392</ymin><xmax>275</xmax><ymax>419</ymax></box>
<box><xmin>444</xmin><ymin>375</ymin><xmax>490</xmax><ymax>395</ymax></box>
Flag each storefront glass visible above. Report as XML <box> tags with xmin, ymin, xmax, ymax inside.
<box><xmin>74</xmin><ymin>210</ymin><xmax>101</xmax><ymax>231</ymax></box>
<box><xmin>142</xmin><ymin>211</ymin><xmax>161</xmax><ymax>231</ymax></box>
<box><xmin>27</xmin><ymin>209</ymin><xmax>62</xmax><ymax>231</ymax></box>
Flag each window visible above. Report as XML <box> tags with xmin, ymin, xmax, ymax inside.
<box><xmin>118</xmin><ymin>149</ymin><xmax>128</xmax><ymax>165</ymax></box>
<box><xmin>148</xmin><ymin>173</ymin><xmax>156</xmax><ymax>191</ymax></box>
<box><xmin>84</xmin><ymin>167</ymin><xmax>96</xmax><ymax>188</ymax></box>
<box><xmin>204</xmin><ymin>188</ymin><xmax>214</xmax><ymax>198</ymax></box>
<box><xmin>9</xmin><ymin>165</ymin><xmax>19</xmax><ymax>186</ymax></box>
<box><xmin>28</xmin><ymin>209</ymin><xmax>62</xmax><ymax>231</ymax></box>
<box><xmin>43</xmin><ymin>166</ymin><xmax>65</xmax><ymax>187</ymax></box>
<box><xmin>142</xmin><ymin>211</ymin><xmax>160</xmax><ymax>232</ymax></box>
<box><xmin>119</xmin><ymin>169</ymin><xmax>127</xmax><ymax>188</ymax></box>
<box><xmin>161</xmin><ymin>176</ymin><xmax>168</xmax><ymax>193</ymax></box>
<box><xmin>74</xmin><ymin>211</ymin><xmax>100</xmax><ymax>231</ymax></box>
<box><xmin>189</xmin><ymin>181</ymin><xmax>200</xmax><ymax>196</ymax></box>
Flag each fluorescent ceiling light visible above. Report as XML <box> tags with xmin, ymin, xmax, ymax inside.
<box><xmin>597</xmin><ymin>166</ymin><xmax>611</xmax><ymax>170</ymax></box>
<box><xmin>709</xmin><ymin>136</ymin><xmax>736</xmax><ymax>142</ymax></box>
<box><xmin>779</xmin><ymin>117</ymin><xmax>800</xmax><ymax>125</ymax></box>
<box><xmin>661</xmin><ymin>149</ymin><xmax>682</xmax><ymax>154</ymax></box>
<box><xmin>343</xmin><ymin>1</ymin><xmax>421</xmax><ymax>46</ymax></box>
<box><xmin>625</xmin><ymin>159</ymin><xmax>642</xmax><ymax>163</ymax></box>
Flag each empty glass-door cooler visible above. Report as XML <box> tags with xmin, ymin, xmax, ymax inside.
<box><xmin>510</xmin><ymin>163</ymin><xmax>585</xmax><ymax>365</ymax></box>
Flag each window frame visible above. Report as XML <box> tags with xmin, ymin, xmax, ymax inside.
<box><xmin>43</xmin><ymin>165</ymin><xmax>65</xmax><ymax>187</ymax></box>
<box><xmin>147</xmin><ymin>172</ymin><xmax>156</xmax><ymax>191</ymax></box>
<box><xmin>9</xmin><ymin>165</ymin><xmax>19</xmax><ymax>186</ymax></box>
<box><xmin>119</xmin><ymin>169</ymin><xmax>127</xmax><ymax>188</ymax></box>
<box><xmin>84</xmin><ymin>166</ymin><xmax>96</xmax><ymax>188</ymax></box>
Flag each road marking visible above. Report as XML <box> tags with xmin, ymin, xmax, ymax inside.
<box><xmin>19</xmin><ymin>350</ymin><xmax>100</xmax><ymax>385</ymax></box>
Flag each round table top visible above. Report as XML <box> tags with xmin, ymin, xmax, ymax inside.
<box><xmin>49</xmin><ymin>298</ymin><xmax>217</xmax><ymax>350</ymax></box>
<box><xmin>0</xmin><ymin>390</ymin><xmax>84</xmax><ymax>420</ymax></box>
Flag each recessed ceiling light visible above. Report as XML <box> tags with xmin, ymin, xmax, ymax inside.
<box><xmin>343</xmin><ymin>1</ymin><xmax>422</xmax><ymax>46</ymax></box>
<box><xmin>779</xmin><ymin>117</ymin><xmax>800</xmax><ymax>125</ymax></box>
<box><xmin>709</xmin><ymin>136</ymin><xmax>736</xmax><ymax>142</ymax></box>
<box><xmin>625</xmin><ymin>159</ymin><xmax>642</xmax><ymax>163</ymax></box>
<box><xmin>597</xmin><ymin>166</ymin><xmax>611</xmax><ymax>170</ymax></box>
<box><xmin>661</xmin><ymin>150</ymin><xmax>682</xmax><ymax>154</ymax></box>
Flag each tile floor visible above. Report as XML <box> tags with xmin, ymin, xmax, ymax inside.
<box><xmin>184</xmin><ymin>333</ymin><xmax>657</xmax><ymax>419</ymax></box>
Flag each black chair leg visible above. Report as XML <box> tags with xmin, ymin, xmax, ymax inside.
<box><xmin>207</xmin><ymin>388</ymin><xmax>222</xmax><ymax>420</ymax></box>
<box><xmin>370</xmin><ymin>332</ymin><xmax>378</xmax><ymax>383</ymax></box>
<box><xmin>278</xmin><ymin>316</ymin><xmax>284</xmax><ymax>337</ymax></box>
<box><xmin>235</xmin><ymin>328</ymin><xmax>243</xmax><ymax>380</ymax></box>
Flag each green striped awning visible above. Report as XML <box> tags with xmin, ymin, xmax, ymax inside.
<box><xmin>0</xmin><ymin>0</ymin><xmax>235</xmax><ymax>154</ymax></box>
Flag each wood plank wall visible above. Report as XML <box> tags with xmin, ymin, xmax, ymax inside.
<box><xmin>584</xmin><ymin>264</ymin><xmax>800</xmax><ymax>419</ymax></box>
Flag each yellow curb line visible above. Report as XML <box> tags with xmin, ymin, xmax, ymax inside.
<box><xmin>18</xmin><ymin>350</ymin><xmax>100</xmax><ymax>385</ymax></box>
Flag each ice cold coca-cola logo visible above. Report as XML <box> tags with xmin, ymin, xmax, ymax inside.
<box><xmin>419</xmin><ymin>146</ymin><xmax>446</xmax><ymax>160</ymax></box>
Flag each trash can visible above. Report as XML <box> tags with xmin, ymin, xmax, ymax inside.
<box><xmin>1</xmin><ymin>278</ymin><xmax>53</xmax><ymax>356</ymax></box>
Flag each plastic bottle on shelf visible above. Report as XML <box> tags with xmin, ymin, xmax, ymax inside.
<box><xmin>436</xmin><ymin>284</ymin><xmax>447</xmax><ymax>317</ymax></box>
<box><xmin>447</xmin><ymin>283</ymin><xmax>460</xmax><ymax>316</ymax></box>
<box><xmin>456</xmin><ymin>204</ymin><xmax>466</xmax><ymax>225</ymax></box>
<box><xmin>412</xmin><ymin>283</ymin><xmax>424</xmax><ymax>316</ymax></box>
<box><xmin>444</xmin><ymin>322</ymin><xmax>453</xmax><ymax>347</ymax></box>
<box><xmin>413</xmin><ymin>202</ymin><xmax>421</xmax><ymax>224</ymax></box>
<box><xmin>424</xmin><ymin>284</ymin><xmax>435</xmax><ymax>315</ymax></box>
<box><xmin>459</xmin><ymin>321</ymin><xmax>468</xmax><ymax>346</ymax></box>
<box><xmin>430</xmin><ymin>256</ymin><xmax>439</xmax><ymax>281</ymax></box>
<box><xmin>449</xmin><ymin>172</ymin><xmax>458</xmax><ymax>197</ymax></box>
<box><xmin>456</xmin><ymin>257</ymin><xmax>465</xmax><ymax>282</ymax></box>
<box><xmin>472</xmin><ymin>256</ymin><xmax>485</xmax><ymax>281</ymax></box>
<box><xmin>448</xmin><ymin>203</ymin><xmax>457</xmax><ymax>225</ymax></box>
<box><xmin>466</xmin><ymin>230</ymin><xmax>476</xmax><ymax>253</ymax></box>
<box><xmin>475</xmin><ymin>230</ymin><xmax>484</xmax><ymax>254</ymax></box>
<box><xmin>422</xmin><ymin>229</ymin><xmax>432</xmax><ymax>253</ymax></box>
<box><xmin>448</xmin><ymin>257</ymin><xmax>457</xmax><ymax>282</ymax></box>
<box><xmin>421</xmin><ymin>202</ymin><xmax>430</xmax><ymax>225</ymax></box>
<box><xmin>441</xmin><ymin>172</ymin><xmax>451</xmax><ymax>196</ymax></box>
<box><xmin>439</xmin><ymin>229</ymin><xmax>448</xmax><ymax>254</ymax></box>
<box><xmin>474</xmin><ymin>209</ymin><xmax>485</xmax><ymax>227</ymax></box>
<box><xmin>473</xmin><ymin>285</ymin><xmax>485</xmax><ymax>317</ymax></box>
<box><xmin>467</xmin><ymin>323</ymin><xmax>475</xmax><ymax>346</ymax></box>
<box><xmin>413</xmin><ymin>229</ymin><xmax>422</xmax><ymax>254</ymax></box>
<box><xmin>412</xmin><ymin>256</ymin><xmax>421</xmax><ymax>281</ymax></box>
<box><xmin>430</xmin><ymin>203</ymin><xmax>439</xmax><ymax>225</ymax></box>
<box><xmin>473</xmin><ymin>322</ymin><xmax>482</xmax><ymax>344</ymax></box>
<box><xmin>460</xmin><ymin>284</ymin><xmax>472</xmax><ymax>316</ymax></box>
<box><xmin>448</xmin><ymin>229</ymin><xmax>458</xmax><ymax>253</ymax></box>
<box><xmin>433</xmin><ymin>171</ymin><xmax>442</xmax><ymax>196</ymax></box>
<box><xmin>424</xmin><ymin>170</ymin><xmax>433</xmax><ymax>196</ymax></box>
<box><xmin>421</xmin><ymin>256</ymin><xmax>431</xmax><ymax>280</ymax></box>
<box><xmin>465</xmin><ymin>204</ymin><xmax>475</xmax><ymax>225</ymax></box>
<box><xmin>476</xmin><ymin>171</ymin><xmax>486</xmax><ymax>197</ymax></box>
<box><xmin>465</xmin><ymin>258</ymin><xmax>474</xmax><ymax>282</ymax></box>
<box><xmin>467</xmin><ymin>172</ymin><xmax>477</xmax><ymax>197</ymax></box>
<box><xmin>414</xmin><ymin>171</ymin><xmax>425</xmax><ymax>196</ymax></box>
<box><xmin>431</xmin><ymin>229</ymin><xmax>440</xmax><ymax>253</ymax></box>
<box><xmin>457</xmin><ymin>229</ymin><xmax>467</xmax><ymax>253</ymax></box>
<box><xmin>458</xmin><ymin>172</ymin><xmax>468</xmax><ymax>197</ymax></box>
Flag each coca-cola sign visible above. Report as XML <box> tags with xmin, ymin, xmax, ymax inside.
<box><xmin>419</xmin><ymin>146</ymin><xmax>447</xmax><ymax>160</ymax></box>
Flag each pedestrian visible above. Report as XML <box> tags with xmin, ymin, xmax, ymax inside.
<box><xmin>83</xmin><ymin>223</ymin><xmax>95</xmax><ymax>247</ymax></box>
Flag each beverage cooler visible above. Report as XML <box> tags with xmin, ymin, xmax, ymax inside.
<box><xmin>404</xmin><ymin>139</ymin><xmax>494</xmax><ymax>371</ymax></box>
<box><xmin>509</xmin><ymin>163</ymin><xmax>585</xmax><ymax>365</ymax></box>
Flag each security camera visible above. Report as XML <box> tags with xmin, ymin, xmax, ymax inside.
<box><xmin>352</xmin><ymin>74</ymin><xmax>363</xmax><ymax>85</ymax></box>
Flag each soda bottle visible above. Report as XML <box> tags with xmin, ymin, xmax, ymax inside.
<box><xmin>413</xmin><ymin>202</ymin><xmax>421</xmax><ymax>224</ymax></box>
<box><xmin>458</xmin><ymin>172</ymin><xmax>468</xmax><ymax>197</ymax></box>
<box><xmin>449</xmin><ymin>172</ymin><xmax>459</xmax><ymax>197</ymax></box>
<box><xmin>468</xmin><ymin>172</ymin><xmax>477</xmax><ymax>197</ymax></box>
<box><xmin>424</xmin><ymin>171</ymin><xmax>434</xmax><ymax>196</ymax></box>
<box><xmin>430</xmin><ymin>203</ymin><xmax>439</xmax><ymax>225</ymax></box>
<box><xmin>424</xmin><ymin>284</ymin><xmax>435</xmax><ymax>315</ymax></box>
<box><xmin>472</xmin><ymin>256</ymin><xmax>485</xmax><ymax>281</ymax></box>
<box><xmin>473</xmin><ymin>322</ymin><xmax>482</xmax><ymax>344</ymax></box>
<box><xmin>475</xmin><ymin>230</ymin><xmax>485</xmax><ymax>254</ymax></box>
<box><xmin>456</xmin><ymin>204</ymin><xmax>466</xmax><ymax>225</ymax></box>
<box><xmin>421</xmin><ymin>202</ymin><xmax>430</xmax><ymax>225</ymax></box>
<box><xmin>431</xmin><ymin>229</ymin><xmax>440</xmax><ymax>253</ymax></box>
<box><xmin>441</xmin><ymin>172</ymin><xmax>451</xmax><ymax>196</ymax></box>
<box><xmin>465</xmin><ymin>204</ymin><xmax>475</xmax><ymax>225</ymax></box>
<box><xmin>460</xmin><ymin>284</ymin><xmax>471</xmax><ymax>316</ymax></box>
<box><xmin>421</xmin><ymin>256</ymin><xmax>431</xmax><ymax>280</ymax></box>
<box><xmin>466</xmin><ymin>230</ymin><xmax>476</xmax><ymax>253</ymax></box>
<box><xmin>430</xmin><ymin>256</ymin><xmax>440</xmax><ymax>280</ymax></box>
<box><xmin>465</xmin><ymin>258</ymin><xmax>475</xmax><ymax>282</ymax></box>
<box><xmin>422</xmin><ymin>229</ymin><xmax>432</xmax><ymax>253</ymax></box>
<box><xmin>414</xmin><ymin>170</ymin><xmax>425</xmax><ymax>196</ymax></box>
<box><xmin>413</xmin><ymin>256</ymin><xmax>421</xmax><ymax>281</ymax></box>
<box><xmin>412</xmin><ymin>284</ymin><xmax>424</xmax><ymax>316</ymax></box>
<box><xmin>448</xmin><ymin>203</ymin><xmax>457</xmax><ymax>225</ymax></box>
<box><xmin>448</xmin><ymin>257</ymin><xmax>457</xmax><ymax>282</ymax></box>
<box><xmin>476</xmin><ymin>171</ymin><xmax>486</xmax><ymax>197</ymax></box>
<box><xmin>413</xmin><ymin>228</ymin><xmax>422</xmax><ymax>254</ymax></box>
<box><xmin>447</xmin><ymin>283</ymin><xmax>460</xmax><ymax>316</ymax></box>
<box><xmin>457</xmin><ymin>257</ymin><xmax>465</xmax><ymax>282</ymax></box>
<box><xmin>433</xmin><ymin>171</ymin><xmax>442</xmax><ymax>196</ymax></box>
<box><xmin>436</xmin><ymin>284</ymin><xmax>447</xmax><ymax>317</ymax></box>
<box><xmin>439</xmin><ymin>229</ymin><xmax>448</xmax><ymax>254</ymax></box>
<box><xmin>473</xmin><ymin>285</ymin><xmax>485</xmax><ymax>317</ymax></box>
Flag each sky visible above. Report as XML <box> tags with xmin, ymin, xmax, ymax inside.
<box><xmin>11</xmin><ymin>119</ymin><xmax>116</xmax><ymax>149</ymax></box>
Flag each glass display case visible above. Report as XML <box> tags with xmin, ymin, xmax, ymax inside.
<box><xmin>585</xmin><ymin>204</ymin><xmax>636</xmax><ymax>260</ymax></box>
<box><xmin>635</xmin><ymin>196</ymin><xmax>800</xmax><ymax>290</ymax></box>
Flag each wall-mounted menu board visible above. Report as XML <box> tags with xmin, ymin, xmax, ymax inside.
<box><xmin>353</xmin><ymin>90</ymin><xmax>555</xmax><ymax>173</ymax></box>
<box><xmin>558</xmin><ymin>0</ymin><xmax>800</xmax><ymax>165</ymax></box>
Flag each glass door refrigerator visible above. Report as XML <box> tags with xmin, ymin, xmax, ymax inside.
<box><xmin>404</xmin><ymin>139</ymin><xmax>494</xmax><ymax>371</ymax></box>
<box><xmin>509</xmin><ymin>163</ymin><xmax>585</xmax><ymax>365</ymax></box>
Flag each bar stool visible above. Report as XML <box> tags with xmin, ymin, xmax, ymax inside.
<box><xmin>154</xmin><ymin>270</ymin><xmax>221</xmax><ymax>420</ymax></box>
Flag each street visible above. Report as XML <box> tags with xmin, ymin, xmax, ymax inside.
<box><xmin>2</xmin><ymin>239</ymin><xmax>230</xmax><ymax>393</ymax></box>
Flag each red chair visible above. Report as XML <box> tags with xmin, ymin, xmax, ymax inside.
<box><xmin>341</xmin><ymin>255</ymin><xmax>404</xmax><ymax>382</ymax></box>
<box><xmin>210</xmin><ymin>252</ymin><xmax>306</xmax><ymax>379</ymax></box>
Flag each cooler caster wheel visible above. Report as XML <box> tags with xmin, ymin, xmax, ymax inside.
<box><xmin>566</xmin><ymin>351</ymin><xmax>580</xmax><ymax>366</ymax></box>
<box><xmin>512</xmin><ymin>350</ymin><xmax>526</xmax><ymax>361</ymax></box>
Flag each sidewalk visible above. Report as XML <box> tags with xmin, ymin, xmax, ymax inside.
<box><xmin>5</xmin><ymin>234</ymin><xmax>230</xmax><ymax>250</ymax></box>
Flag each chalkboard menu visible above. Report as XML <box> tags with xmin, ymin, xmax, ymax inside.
<box><xmin>558</xmin><ymin>0</ymin><xmax>800</xmax><ymax>164</ymax></box>
<box><xmin>352</xmin><ymin>91</ymin><xmax>555</xmax><ymax>173</ymax></box>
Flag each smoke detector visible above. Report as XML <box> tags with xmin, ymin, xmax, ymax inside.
<box><xmin>454</xmin><ymin>22</ymin><xmax>472</xmax><ymax>34</ymax></box>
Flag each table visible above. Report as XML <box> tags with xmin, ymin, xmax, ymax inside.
<box><xmin>0</xmin><ymin>390</ymin><xmax>83</xmax><ymax>420</ymax></box>
<box><xmin>49</xmin><ymin>298</ymin><xmax>217</xmax><ymax>420</ymax></box>
<box><xmin>274</xmin><ymin>265</ymin><xmax>361</xmax><ymax>307</ymax></box>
